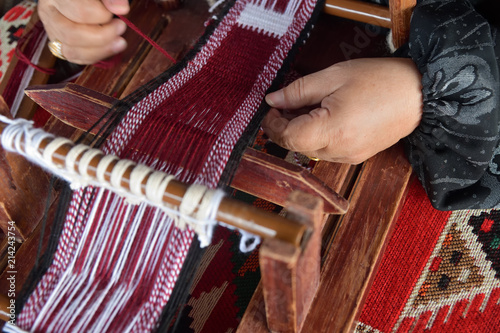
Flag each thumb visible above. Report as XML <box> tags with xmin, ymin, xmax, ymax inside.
<box><xmin>262</xmin><ymin>107</ymin><xmax>330</xmax><ymax>152</ymax></box>
<box><xmin>102</xmin><ymin>0</ymin><xmax>130</xmax><ymax>15</ymax></box>
<box><xmin>265</xmin><ymin>70</ymin><xmax>339</xmax><ymax>110</ymax></box>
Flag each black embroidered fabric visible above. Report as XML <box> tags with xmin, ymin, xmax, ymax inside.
<box><xmin>397</xmin><ymin>0</ymin><xmax>500</xmax><ymax>210</ymax></box>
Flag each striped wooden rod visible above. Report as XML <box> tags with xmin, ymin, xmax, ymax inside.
<box><xmin>0</xmin><ymin>121</ymin><xmax>309</xmax><ymax>248</ymax></box>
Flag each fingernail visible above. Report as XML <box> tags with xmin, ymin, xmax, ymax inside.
<box><xmin>107</xmin><ymin>0</ymin><xmax>130</xmax><ymax>15</ymax></box>
<box><xmin>265</xmin><ymin>90</ymin><xmax>284</xmax><ymax>108</ymax></box>
<box><xmin>114</xmin><ymin>20</ymin><xmax>127</xmax><ymax>35</ymax></box>
<box><xmin>112</xmin><ymin>38</ymin><xmax>127</xmax><ymax>53</ymax></box>
<box><xmin>270</xmin><ymin>117</ymin><xmax>287</xmax><ymax>132</ymax></box>
<box><xmin>316</xmin><ymin>107</ymin><xmax>329</xmax><ymax>117</ymax></box>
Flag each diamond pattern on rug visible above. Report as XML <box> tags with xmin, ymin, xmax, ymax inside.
<box><xmin>395</xmin><ymin>209</ymin><xmax>500</xmax><ymax>331</ymax></box>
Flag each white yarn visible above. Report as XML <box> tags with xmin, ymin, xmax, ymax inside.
<box><xmin>144</xmin><ymin>171</ymin><xmax>179</xmax><ymax>225</ymax></box>
<box><xmin>78</xmin><ymin>148</ymin><xmax>103</xmax><ymax>175</ymax></box>
<box><xmin>194</xmin><ymin>187</ymin><xmax>225</xmax><ymax>247</ymax></box>
<box><xmin>43</xmin><ymin>137</ymin><xmax>73</xmax><ymax>163</ymax></box>
<box><xmin>219</xmin><ymin>221</ymin><xmax>261</xmax><ymax>252</ymax></box>
<box><xmin>145</xmin><ymin>171</ymin><xmax>175</xmax><ymax>204</ymax></box>
<box><xmin>126</xmin><ymin>164</ymin><xmax>153</xmax><ymax>205</ymax></box>
<box><xmin>110</xmin><ymin>159</ymin><xmax>136</xmax><ymax>189</ymax></box>
<box><xmin>386</xmin><ymin>30</ymin><xmax>396</xmax><ymax>53</ymax></box>
<box><xmin>110</xmin><ymin>159</ymin><xmax>140</xmax><ymax>205</ymax></box>
<box><xmin>129</xmin><ymin>164</ymin><xmax>153</xmax><ymax>196</ymax></box>
<box><xmin>179</xmin><ymin>184</ymin><xmax>207</xmax><ymax>231</ymax></box>
<box><xmin>2</xmin><ymin>323</ymin><xmax>28</xmax><ymax>333</ymax></box>
<box><xmin>0</xmin><ymin>115</ymin><xmax>258</xmax><ymax>249</ymax></box>
<box><xmin>208</xmin><ymin>0</ymin><xmax>226</xmax><ymax>13</ymax></box>
<box><xmin>238</xmin><ymin>230</ymin><xmax>261</xmax><ymax>252</ymax></box>
<box><xmin>0</xmin><ymin>116</ymin><xmax>45</xmax><ymax>155</ymax></box>
<box><xmin>65</xmin><ymin>144</ymin><xmax>89</xmax><ymax>173</ymax></box>
<box><xmin>96</xmin><ymin>154</ymin><xmax>119</xmax><ymax>183</ymax></box>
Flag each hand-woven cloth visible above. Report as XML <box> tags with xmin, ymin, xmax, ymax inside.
<box><xmin>12</xmin><ymin>0</ymin><xmax>323</xmax><ymax>332</ymax></box>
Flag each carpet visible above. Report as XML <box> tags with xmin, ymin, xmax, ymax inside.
<box><xmin>356</xmin><ymin>178</ymin><xmax>500</xmax><ymax>333</ymax></box>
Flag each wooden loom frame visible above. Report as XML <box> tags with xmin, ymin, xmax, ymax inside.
<box><xmin>0</xmin><ymin>0</ymin><xmax>416</xmax><ymax>331</ymax></box>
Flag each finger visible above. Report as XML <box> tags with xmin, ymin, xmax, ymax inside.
<box><xmin>262</xmin><ymin>108</ymin><xmax>289</xmax><ymax>139</ymax></box>
<box><xmin>52</xmin><ymin>0</ymin><xmax>114</xmax><ymax>24</ymax></box>
<box><xmin>102</xmin><ymin>0</ymin><xmax>131</xmax><ymax>15</ymax></box>
<box><xmin>43</xmin><ymin>9</ymin><xmax>126</xmax><ymax>47</ymax></box>
<box><xmin>63</xmin><ymin>19</ymin><xmax>127</xmax><ymax>48</ymax></box>
<box><xmin>262</xmin><ymin>107</ymin><xmax>330</xmax><ymax>152</ymax></box>
<box><xmin>43</xmin><ymin>13</ymin><xmax>127</xmax><ymax>63</ymax></box>
<box><xmin>265</xmin><ymin>69</ymin><xmax>340</xmax><ymax>110</ymax></box>
<box><xmin>61</xmin><ymin>40</ymin><xmax>127</xmax><ymax>65</ymax></box>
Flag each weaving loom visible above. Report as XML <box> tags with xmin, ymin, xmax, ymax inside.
<box><xmin>0</xmin><ymin>0</ymin><xmax>416</xmax><ymax>332</ymax></box>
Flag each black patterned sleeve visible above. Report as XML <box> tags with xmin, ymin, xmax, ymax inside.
<box><xmin>400</xmin><ymin>0</ymin><xmax>500</xmax><ymax>210</ymax></box>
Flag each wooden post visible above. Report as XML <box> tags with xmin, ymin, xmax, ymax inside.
<box><xmin>389</xmin><ymin>0</ymin><xmax>416</xmax><ymax>48</ymax></box>
<box><xmin>240</xmin><ymin>191</ymin><xmax>322</xmax><ymax>332</ymax></box>
<box><xmin>323</xmin><ymin>0</ymin><xmax>416</xmax><ymax>49</ymax></box>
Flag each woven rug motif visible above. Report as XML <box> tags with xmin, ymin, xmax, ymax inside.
<box><xmin>356</xmin><ymin>179</ymin><xmax>500</xmax><ymax>332</ymax></box>
<box><xmin>0</xmin><ymin>0</ymin><xmax>34</xmax><ymax>84</ymax></box>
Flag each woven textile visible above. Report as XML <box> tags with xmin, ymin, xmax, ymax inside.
<box><xmin>171</xmin><ymin>131</ymin><xmax>286</xmax><ymax>332</ymax></box>
<box><xmin>0</xmin><ymin>0</ymin><xmax>34</xmax><ymax>84</ymax></box>
<box><xmin>12</xmin><ymin>0</ymin><xmax>322</xmax><ymax>332</ymax></box>
<box><xmin>356</xmin><ymin>178</ymin><xmax>500</xmax><ymax>333</ymax></box>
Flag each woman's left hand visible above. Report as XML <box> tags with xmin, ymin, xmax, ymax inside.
<box><xmin>262</xmin><ymin>57</ymin><xmax>423</xmax><ymax>164</ymax></box>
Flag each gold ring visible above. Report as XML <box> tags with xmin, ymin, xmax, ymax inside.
<box><xmin>47</xmin><ymin>39</ymin><xmax>66</xmax><ymax>60</ymax></box>
<box><xmin>307</xmin><ymin>156</ymin><xmax>320</xmax><ymax>161</ymax></box>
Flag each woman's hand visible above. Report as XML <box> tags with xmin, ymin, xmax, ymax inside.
<box><xmin>262</xmin><ymin>57</ymin><xmax>423</xmax><ymax>164</ymax></box>
<box><xmin>38</xmin><ymin>0</ymin><xmax>130</xmax><ymax>64</ymax></box>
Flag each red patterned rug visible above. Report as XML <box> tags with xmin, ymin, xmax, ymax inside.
<box><xmin>356</xmin><ymin>178</ymin><xmax>500</xmax><ymax>333</ymax></box>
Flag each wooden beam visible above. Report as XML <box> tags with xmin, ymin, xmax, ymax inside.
<box><xmin>301</xmin><ymin>144</ymin><xmax>412</xmax><ymax>332</ymax></box>
<box><xmin>324</xmin><ymin>0</ymin><xmax>391</xmax><ymax>28</ymax></box>
<box><xmin>0</xmin><ymin>98</ymin><xmax>54</xmax><ymax>243</ymax></box>
<box><xmin>236</xmin><ymin>144</ymin><xmax>412</xmax><ymax>332</ymax></box>
<box><xmin>324</xmin><ymin>0</ymin><xmax>416</xmax><ymax>48</ymax></box>
<box><xmin>0</xmin><ymin>118</ymin><xmax>309</xmax><ymax>247</ymax></box>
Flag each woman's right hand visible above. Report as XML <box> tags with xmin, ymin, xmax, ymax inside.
<box><xmin>38</xmin><ymin>0</ymin><xmax>130</xmax><ymax>64</ymax></box>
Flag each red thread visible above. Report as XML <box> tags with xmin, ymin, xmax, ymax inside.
<box><xmin>15</xmin><ymin>46</ymin><xmax>55</xmax><ymax>75</ymax></box>
<box><xmin>14</xmin><ymin>21</ymin><xmax>56</xmax><ymax>75</ymax></box>
<box><xmin>117</xmin><ymin>14</ymin><xmax>177</xmax><ymax>64</ymax></box>
<box><xmin>15</xmin><ymin>14</ymin><xmax>176</xmax><ymax>76</ymax></box>
<box><xmin>358</xmin><ymin>178</ymin><xmax>452</xmax><ymax>332</ymax></box>
<box><xmin>429</xmin><ymin>256</ymin><xmax>442</xmax><ymax>272</ymax></box>
<box><xmin>4</xmin><ymin>20</ymin><xmax>55</xmax><ymax>108</ymax></box>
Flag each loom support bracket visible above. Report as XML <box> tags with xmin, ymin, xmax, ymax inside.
<box><xmin>241</xmin><ymin>190</ymin><xmax>323</xmax><ymax>333</ymax></box>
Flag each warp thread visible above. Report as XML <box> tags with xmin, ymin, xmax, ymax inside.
<box><xmin>11</xmin><ymin>0</ymin><xmax>322</xmax><ymax>331</ymax></box>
